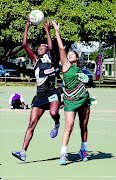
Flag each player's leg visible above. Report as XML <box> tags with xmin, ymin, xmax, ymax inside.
<box><xmin>49</xmin><ymin>100</ymin><xmax>60</xmax><ymax>138</ymax></box>
<box><xmin>22</xmin><ymin>107</ymin><xmax>45</xmax><ymax>150</ymax></box>
<box><xmin>11</xmin><ymin>100</ymin><xmax>16</xmax><ymax>109</ymax></box>
<box><xmin>59</xmin><ymin>111</ymin><xmax>76</xmax><ymax>165</ymax></box>
<box><xmin>78</xmin><ymin>106</ymin><xmax>90</xmax><ymax>161</ymax></box>
<box><xmin>12</xmin><ymin>107</ymin><xmax>44</xmax><ymax>161</ymax></box>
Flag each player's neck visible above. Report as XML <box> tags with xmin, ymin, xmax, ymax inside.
<box><xmin>71</xmin><ymin>61</ymin><xmax>77</xmax><ymax>67</ymax></box>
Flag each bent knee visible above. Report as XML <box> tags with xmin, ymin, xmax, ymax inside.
<box><xmin>50</xmin><ymin>110</ymin><xmax>58</xmax><ymax>117</ymax></box>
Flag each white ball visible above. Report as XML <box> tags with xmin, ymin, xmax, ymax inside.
<box><xmin>29</xmin><ymin>10</ymin><xmax>44</xmax><ymax>25</ymax></box>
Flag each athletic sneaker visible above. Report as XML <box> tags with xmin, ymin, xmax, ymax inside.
<box><xmin>12</xmin><ymin>150</ymin><xmax>26</xmax><ymax>161</ymax></box>
<box><xmin>79</xmin><ymin>149</ymin><xmax>88</xmax><ymax>161</ymax></box>
<box><xmin>11</xmin><ymin>106</ymin><xmax>13</xmax><ymax>109</ymax></box>
<box><xmin>59</xmin><ymin>153</ymin><xmax>67</xmax><ymax>165</ymax></box>
<box><xmin>50</xmin><ymin>123</ymin><xmax>60</xmax><ymax>138</ymax></box>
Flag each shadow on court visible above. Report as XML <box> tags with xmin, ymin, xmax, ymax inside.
<box><xmin>67</xmin><ymin>151</ymin><xmax>115</xmax><ymax>165</ymax></box>
<box><xmin>88</xmin><ymin>151</ymin><xmax>115</xmax><ymax>161</ymax></box>
<box><xmin>18</xmin><ymin>156</ymin><xmax>60</xmax><ymax>164</ymax></box>
<box><xmin>18</xmin><ymin>151</ymin><xmax>115</xmax><ymax>165</ymax></box>
<box><xmin>66</xmin><ymin>151</ymin><xmax>115</xmax><ymax>165</ymax></box>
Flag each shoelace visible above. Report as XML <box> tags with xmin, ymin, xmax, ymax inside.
<box><xmin>52</xmin><ymin>127</ymin><xmax>59</xmax><ymax>133</ymax></box>
<box><xmin>82</xmin><ymin>151</ymin><xmax>88</xmax><ymax>158</ymax></box>
<box><xmin>60</xmin><ymin>154</ymin><xmax>67</xmax><ymax>161</ymax></box>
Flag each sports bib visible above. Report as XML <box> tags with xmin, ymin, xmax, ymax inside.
<box><xmin>48</xmin><ymin>94</ymin><xmax>58</xmax><ymax>102</ymax></box>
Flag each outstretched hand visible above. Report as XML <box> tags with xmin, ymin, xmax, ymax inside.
<box><xmin>27</xmin><ymin>14</ymin><xmax>31</xmax><ymax>26</ymax></box>
<box><xmin>43</xmin><ymin>18</ymin><xmax>50</xmax><ymax>31</ymax></box>
<box><xmin>51</xmin><ymin>20</ymin><xmax>60</xmax><ymax>31</ymax></box>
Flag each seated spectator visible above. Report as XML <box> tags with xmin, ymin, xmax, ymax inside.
<box><xmin>9</xmin><ymin>93</ymin><xmax>28</xmax><ymax>109</ymax></box>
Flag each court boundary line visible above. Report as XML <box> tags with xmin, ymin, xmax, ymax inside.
<box><xmin>0</xmin><ymin>130</ymin><xmax>116</xmax><ymax>135</ymax></box>
<box><xmin>0</xmin><ymin>109</ymin><xmax>116</xmax><ymax>113</ymax></box>
<box><xmin>1</xmin><ymin>176</ymin><xmax>116</xmax><ymax>178</ymax></box>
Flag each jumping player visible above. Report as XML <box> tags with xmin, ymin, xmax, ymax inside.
<box><xmin>12</xmin><ymin>18</ymin><xmax>61</xmax><ymax>161</ymax></box>
<box><xmin>52</xmin><ymin>20</ymin><xmax>91</xmax><ymax>165</ymax></box>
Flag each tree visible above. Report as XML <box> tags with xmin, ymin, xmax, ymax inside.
<box><xmin>0</xmin><ymin>0</ymin><xmax>45</xmax><ymax>62</ymax></box>
<box><xmin>0</xmin><ymin>0</ymin><xmax>115</xmax><ymax>62</ymax></box>
<box><xmin>90</xmin><ymin>52</ymin><xmax>99</xmax><ymax>63</ymax></box>
<box><xmin>104</xmin><ymin>48</ymin><xmax>113</xmax><ymax>58</ymax></box>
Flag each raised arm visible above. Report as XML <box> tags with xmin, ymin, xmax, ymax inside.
<box><xmin>52</xmin><ymin>20</ymin><xmax>70</xmax><ymax>72</ymax></box>
<box><xmin>43</xmin><ymin>19</ymin><xmax>53</xmax><ymax>50</ymax></box>
<box><xmin>22</xmin><ymin>18</ymin><xmax>37</xmax><ymax>66</ymax></box>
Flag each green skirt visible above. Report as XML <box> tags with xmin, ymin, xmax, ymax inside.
<box><xmin>63</xmin><ymin>92</ymin><xmax>91</xmax><ymax>112</ymax></box>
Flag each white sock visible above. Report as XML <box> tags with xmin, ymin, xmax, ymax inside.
<box><xmin>61</xmin><ymin>146</ymin><xmax>67</xmax><ymax>154</ymax></box>
<box><xmin>81</xmin><ymin>142</ymin><xmax>87</xmax><ymax>151</ymax></box>
<box><xmin>22</xmin><ymin>149</ymin><xmax>26</xmax><ymax>152</ymax></box>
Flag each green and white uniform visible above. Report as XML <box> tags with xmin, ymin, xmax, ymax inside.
<box><xmin>63</xmin><ymin>64</ymin><xmax>91</xmax><ymax>112</ymax></box>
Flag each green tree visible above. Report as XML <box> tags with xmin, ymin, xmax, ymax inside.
<box><xmin>90</xmin><ymin>51</ymin><xmax>99</xmax><ymax>63</ymax></box>
<box><xmin>0</xmin><ymin>0</ymin><xmax>115</xmax><ymax>62</ymax></box>
<box><xmin>104</xmin><ymin>48</ymin><xmax>113</xmax><ymax>58</ymax></box>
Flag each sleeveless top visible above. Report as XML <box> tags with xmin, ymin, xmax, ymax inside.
<box><xmin>63</xmin><ymin>64</ymin><xmax>89</xmax><ymax>101</ymax></box>
<box><xmin>34</xmin><ymin>50</ymin><xmax>59</xmax><ymax>94</ymax></box>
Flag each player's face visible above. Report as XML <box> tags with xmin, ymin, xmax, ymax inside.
<box><xmin>38</xmin><ymin>45</ymin><xmax>48</xmax><ymax>55</ymax></box>
<box><xmin>67</xmin><ymin>51</ymin><xmax>78</xmax><ymax>62</ymax></box>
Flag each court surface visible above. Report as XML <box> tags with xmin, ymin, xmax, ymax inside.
<box><xmin>0</xmin><ymin>86</ymin><xmax>116</xmax><ymax>180</ymax></box>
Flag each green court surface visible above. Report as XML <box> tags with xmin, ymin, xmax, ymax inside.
<box><xmin>0</xmin><ymin>86</ymin><xmax>116</xmax><ymax>180</ymax></box>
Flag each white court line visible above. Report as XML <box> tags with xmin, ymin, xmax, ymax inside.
<box><xmin>1</xmin><ymin>176</ymin><xmax>116</xmax><ymax>178</ymax></box>
<box><xmin>0</xmin><ymin>111</ymin><xmax>116</xmax><ymax>122</ymax></box>
<box><xmin>1</xmin><ymin>117</ymin><xmax>116</xmax><ymax>122</ymax></box>
<box><xmin>0</xmin><ymin>109</ymin><xmax>116</xmax><ymax>113</ymax></box>
<box><xmin>0</xmin><ymin>130</ymin><xmax>116</xmax><ymax>135</ymax></box>
<box><xmin>0</xmin><ymin>97</ymin><xmax>8</xmax><ymax>102</ymax></box>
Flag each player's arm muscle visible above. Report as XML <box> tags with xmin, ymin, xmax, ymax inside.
<box><xmin>55</xmin><ymin>30</ymin><xmax>70</xmax><ymax>72</ymax></box>
<box><xmin>22</xmin><ymin>21</ymin><xmax>37</xmax><ymax>66</ymax></box>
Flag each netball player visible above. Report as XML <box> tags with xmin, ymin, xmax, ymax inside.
<box><xmin>52</xmin><ymin>20</ymin><xmax>91</xmax><ymax>165</ymax></box>
<box><xmin>12</xmin><ymin>19</ymin><xmax>61</xmax><ymax>161</ymax></box>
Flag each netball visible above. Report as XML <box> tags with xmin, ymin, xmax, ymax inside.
<box><xmin>29</xmin><ymin>10</ymin><xmax>44</xmax><ymax>25</ymax></box>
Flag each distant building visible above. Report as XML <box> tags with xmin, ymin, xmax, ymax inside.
<box><xmin>69</xmin><ymin>41</ymin><xmax>99</xmax><ymax>72</ymax></box>
<box><xmin>7</xmin><ymin>57</ymin><xmax>26</xmax><ymax>66</ymax></box>
<box><xmin>7</xmin><ymin>57</ymin><xmax>33</xmax><ymax>69</ymax></box>
<box><xmin>103</xmin><ymin>58</ymin><xmax>116</xmax><ymax>77</ymax></box>
<box><xmin>70</xmin><ymin>41</ymin><xmax>100</xmax><ymax>58</ymax></box>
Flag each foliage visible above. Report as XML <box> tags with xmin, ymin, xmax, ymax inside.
<box><xmin>0</xmin><ymin>47</ymin><xmax>5</xmax><ymax>59</ymax></box>
<box><xmin>90</xmin><ymin>51</ymin><xmax>99</xmax><ymax>63</ymax></box>
<box><xmin>104</xmin><ymin>48</ymin><xmax>113</xmax><ymax>58</ymax></box>
<box><xmin>0</xmin><ymin>0</ymin><xmax>115</xmax><ymax>62</ymax></box>
<box><xmin>14</xmin><ymin>48</ymin><xmax>28</xmax><ymax>58</ymax></box>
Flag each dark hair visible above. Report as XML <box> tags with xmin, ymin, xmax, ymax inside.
<box><xmin>68</xmin><ymin>50</ymin><xmax>81</xmax><ymax>68</ymax></box>
<box><xmin>72</xmin><ymin>51</ymin><xmax>79</xmax><ymax>58</ymax></box>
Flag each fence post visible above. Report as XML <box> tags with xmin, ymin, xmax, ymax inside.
<box><xmin>28</xmin><ymin>76</ymin><xmax>30</xmax><ymax>86</ymax></box>
<box><xmin>99</xmin><ymin>79</ymin><xmax>100</xmax><ymax>88</ymax></box>
<box><xmin>5</xmin><ymin>76</ymin><xmax>6</xmax><ymax>86</ymax></box>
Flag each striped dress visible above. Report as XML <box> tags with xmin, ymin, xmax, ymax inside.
<box><xmin>63</xmin><ymin>64</ymin><xmax>91</xmax><ymax>112</ymax></box>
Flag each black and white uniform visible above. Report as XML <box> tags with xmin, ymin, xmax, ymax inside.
<box><xmin>32</xmin><ymin>50</ymin><xmax>61</xmax><ymax>109</ymax></box>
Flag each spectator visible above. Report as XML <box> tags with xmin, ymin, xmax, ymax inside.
<box><xmin>9</xmin><ymin>93</ymin><xmax>28</xmax><ymax>109</ymax></box>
